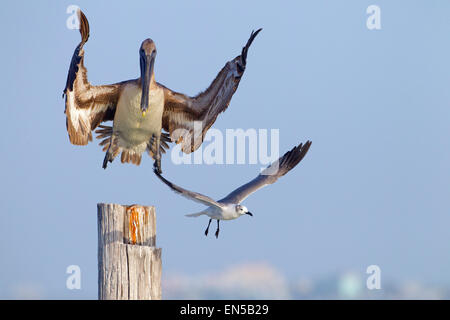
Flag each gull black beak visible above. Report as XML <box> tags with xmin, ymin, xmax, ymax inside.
<box><xmin>139</xmin><ymin>51</ymin><xmax>156</xmax><ymax>115</ymax></box>
<box><xmin>246</xmin><ymin>212</ymin><xmax>253</xmax><ymax>217</ymax></box>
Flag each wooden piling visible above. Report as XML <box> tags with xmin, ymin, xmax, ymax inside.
<box><xmin>97</xmin><ymin>203</ymin><xmax>162</xmax><ymax>300</ymax></box>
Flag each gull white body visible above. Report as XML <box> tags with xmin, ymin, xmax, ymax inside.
<box><xmin>189</xmin><ymin>203</ymin><xmax>241</xmax><ymax>221</ymax></box>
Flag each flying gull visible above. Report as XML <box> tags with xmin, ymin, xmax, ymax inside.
<box><xmin>154</xmin><ymin>141</ymin><xmax>312</xmax><ymax>238</ymax></box>
<box><xmin>63</xmin><ymin>9</ymin><xmax>262</xmax><ymax>173</ymax></box>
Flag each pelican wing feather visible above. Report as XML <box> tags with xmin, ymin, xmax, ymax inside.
<box><xmin>160</xmin><ymin>28</ymin><xmax>262</xmax><ymax>154</ymax></box>
<box><xmin>63</xmin><ymin>10</ymin><xmax>126</xmax><ymax>146</ymax></box>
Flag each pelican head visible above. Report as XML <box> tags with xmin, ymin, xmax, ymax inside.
<box><xmin>236</xmin><ymin>205</ymin><xmax>253</xmax><ymax>217</ymax></box>
<box><xmin>139</xmin><ymin>39</ymin><xmax>157</xmax><ymax>115</ymax></box>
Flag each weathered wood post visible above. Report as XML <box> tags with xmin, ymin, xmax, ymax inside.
<box><xmin>97</xmin><ymin>203</ymin><xmax>162</xmax><ymax>300</ymax></box>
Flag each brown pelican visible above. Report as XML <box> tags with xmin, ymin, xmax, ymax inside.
<box><xmin>154</xmin><ymin>141</ymin><xmax>312</xmax><ymax>238</ymax></box>
<box><xmin>63</xmin><ymin>10</ymin><xmax>261</xmax><ymax>173</ymax></box>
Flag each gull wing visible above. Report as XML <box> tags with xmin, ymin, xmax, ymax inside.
<box><xmin>160</xmin><ymin>28</ymin><xmax>262</xmax><ymax>153</ymax></box>
<box><xmin>63</xmin><ymin>10</ymin><xmax>127</xmax><ymax>146</ymax></box>
<box><xmin>154</xmin><ymin>170</ymin><xmax>224</xmax><ymax>209</ymax></box>
<box><xmin>219</xmin><ymin>141</ymin><xmax>312</xmax><ymax>204</ymax></box>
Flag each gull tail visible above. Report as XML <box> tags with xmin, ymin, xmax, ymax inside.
<box><xmin>185</xmin><ymin>211</ymin><xmax>205</xmax><ymax>218</ymax></box>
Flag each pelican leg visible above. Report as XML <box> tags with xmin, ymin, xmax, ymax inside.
<box><xmin>153</xmin><ymin>135</ymin><xmax>162</xmax><ymax>174</ymax></box>
<box><xmin>102</xmin><ymin>152</ymin><xmax>110</xmax><ymax>169</ymax></box>
<box><xmin>215</xmin><ymin>220</ymin><xmax>220</xmax><ymax>239</ymax></box>
<box><xmin>102</xmin><ymin>141</ymin><xmax>114</xmax><ymax>169</ymax></box>
<box><xmin>205</xmin><ymin>219</ymin><xmax>212</xmax><ymax>236</ymax></box>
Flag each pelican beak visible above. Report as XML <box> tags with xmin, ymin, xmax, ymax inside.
<box><xmin>246</xmin><ymin>212</ymin><xmax>253</xmax><ymax>217</ymax></box>
<box><xmin>140</xmin><ymin>50</ymin><xmax>156</xmax><ymax>115</ymax></box>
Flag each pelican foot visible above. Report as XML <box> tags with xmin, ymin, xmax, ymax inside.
<box><xmin>153</xmin><ymin>159</ymin><xmax>162</xmax><ymax>174</ymax></box>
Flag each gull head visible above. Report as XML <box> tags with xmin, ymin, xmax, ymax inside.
<box><xmin>235</xmin><ymin>205</ymin><xmax>253</xmax><ymax>217</ymax></box>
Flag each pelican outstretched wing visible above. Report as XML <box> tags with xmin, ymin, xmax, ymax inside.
<box><xmin>219</xmin><ymin>141</ymin><xmax>312</xmax><ymax>204</ymax></box>
<box><xmin>63</xmin><ymin>10</ymin><xmax>126</xmax><ymax>146</ymax></box>
<box><xmin>160</xmin><ymin>28</ymin><xmax>262</xmax><ymax>153</ymax></box>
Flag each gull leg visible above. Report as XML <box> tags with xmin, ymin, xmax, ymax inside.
<box><xmin>205</xmin><ymin>219</ymin><xmax>212</xmax><ymax>236</ymax></box>
<box><xmin>215</xmin><ymin>220</ymin><xmax>220</xmax><ymax>239</ymax></box>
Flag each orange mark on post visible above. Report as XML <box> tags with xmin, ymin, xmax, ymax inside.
<box><xmin>143</xmin><ymin>207</ymin><xmax>149</xmax><ymax>225</ymax></box>
<box><xmin>128</xmin><ymin>206</ymin><xmax>141</xmax><ymax>245</ymax></box>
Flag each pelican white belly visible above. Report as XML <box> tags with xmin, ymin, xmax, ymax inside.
<box><xmin>113</xmin><ymin>83</ymin><xmax>164</xmax><ymax>151</ymax></box>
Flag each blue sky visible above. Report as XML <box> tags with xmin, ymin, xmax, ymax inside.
<box><xmin>1</xmin><ymin>0</ymin><xmax>450</xmax><ymax>299</ymax></box>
